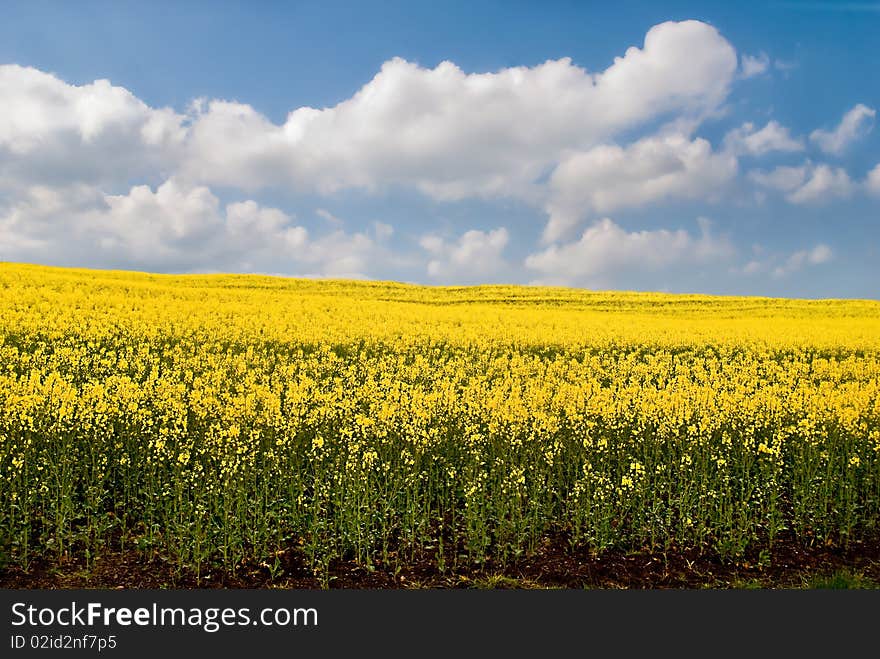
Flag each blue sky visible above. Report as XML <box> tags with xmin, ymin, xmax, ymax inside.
<box><xmin>1</xmin><ymin>1</ymin><xmax>878</xmax><ymax>298</ymax></box>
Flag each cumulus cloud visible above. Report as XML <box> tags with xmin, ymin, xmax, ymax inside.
<box><xmin>291</xmin><ymin>230</ymin><xmax>387</xmax><ymax>279</ymax></box>
<box><xmin>0</xmin><ymin>20</ymin><xmax>743</xmax><ymax>262</ymax></box>
<box><xmin>542</xmin><ymin>134</ymin><xmax>737</xmax><ymax>242</ymax></box>
<box><xmin>810</xmin><ymin>104</ymin><xmax>876</xmax><ymax>155</ymax></box>
<box><xmin>180</xmin><ymin>20</ymin><xmax>736</xmax><ymax>205</ymax></box>
<box><xmin>723</xmin><ymin>121</ymin><xmax>804</xmax><ymax>156</ymax></box>
<box><xmin>0</xmin><ymin>64</ymin><xmax>185</xmax><ymax>188</ymax></box>
<box><xmin>740</xmin><ymin>52</ymin><xmax>770</xmax><ymax>78</ymax></box>
<box><xmin>7</xmin><ymin>20</ymin><xmax>854</xmax><ymax>291</ymax></box>
<box><xmin>0</xmin><ymin>179</ymin><xmax>389</xmax><ymax>276</ymax></box>
<box><xmin>749</xmin><ymin>162</ymin><xmax>853</xmax><ymax>204</ymax></box>
<box><xmin>419</xmin><ymin>227</ymin><xmax>509</xmax><ymax>282</ymax></box>
<box><xmin>525</xmin><ymin>217</ymin><xmax>733</xmax><ymax>286</ymax></box>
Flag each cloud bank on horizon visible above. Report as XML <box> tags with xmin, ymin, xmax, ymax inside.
<box><xmin>0</xmin><ymin>19</ymin><xmax>877</xmax><ymax>296</ymax></box>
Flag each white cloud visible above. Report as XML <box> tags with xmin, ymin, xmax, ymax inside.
<box><xmin>0</xmin><ymin>21</ymin><xmax>742</xmax><ymax>259</ymax></box>
<box><xmin>748</xmin><ymin>164</ymin><xmax>808</xmax><ymax>192</ymax></box>
<box><xmin>810</xmin><ymin>104</ymin><xmax>876</xmax><ymax>155</ymax></box>
<box><xmin>180</xmin><ymin>20</ymin><xmax>737</xmax><ymax>204</ymax></box>
<box><xmin>735</xmin><ymin>243</ymin><xmax>832</xmax><ymax>278</ymax></box>
<box><xmin>420</xmin><ymin>227</ymin><xmax>509</xmax><ymax>282</ymax></box>
<box><xmin>723</xmin><ymin>121</ymin><xmax>804</xmax><ymax>156</ymax></box>
<box><xmin>740</xmin><ymin>53</ymin><xmax>770</xmax><ymax>78</ymax></box>
<box><xmin>773</xmin><ymin>244</ymin><xmax>833</xmax><ymax>278</ymax></box>
<box><xmin>525</xmin><ymin>217</ymin><xmax>733</xmax><ymax>286</ymax></box>
<box><xmin>542</xmin><ymin>134</ymin><xmax>737</xmax><ymax>242</ymax></box>
<box><xmin>316</xmin><ymin>208</ymin><xmax>343</xmax><ymax>227</ymax></box>
<box><xmin>98</xmin><ymin>180</ymin><xmax>227</xmax><ymax>263</ymax></box>
<box><xmin>0</xmin><ymin>179</ymin><xmax>388</xmax><ymax>277</ymax></box>
<box><xmin>786</xmin><ymin>165</ymin><xmax>854</xmax><ymax>204</ymax></box>
<box><xmin>9</xmin><ymin>20</ymin><xmax>858</xmax><ymax>291</ymax></box>
<box><xmin>865</xmin><ymin>163</ymin><xmax>880</xmax><ymax>196</ymax></box>
<box><xmin>0</xmin><ymin>64</ymin><xmax>185</xmax><ymax>188</ymax></box>
<box><xmin>293</xmin><ymin>230</ymin><xmax>385</xmax><ymax>279</ymax></box>
<box><xmin>0</xmin><ymin>183</ymin><xmax>101</xmax><ymax>255</ymax></box>
<box><xmin>749</xmin><ymin>162</ymin><xmax>853</xmax><ymax>204</ymax></box>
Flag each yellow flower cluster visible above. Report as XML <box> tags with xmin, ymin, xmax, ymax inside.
<box><xmin>0</xmin><ymin>263</ymin><xmax>878</xmax><ymax>571</ymax></box>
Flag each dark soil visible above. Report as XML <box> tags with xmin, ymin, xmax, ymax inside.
<box><xmin>3</xmin><ymin>533</ymin><xmax>880</xmax><ymax>589</ymax></box>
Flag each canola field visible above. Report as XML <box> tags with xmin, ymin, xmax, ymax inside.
<box><xmin>1</xmin><ymin>263</ymin><xmax>879</xmax><ymax>576</ymax></box>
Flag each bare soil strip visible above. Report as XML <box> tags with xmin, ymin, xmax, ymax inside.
<box><xmin>4</xmin><ymin>533</ymin><xmax>879</xmax><ymax>589</ymax></box>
